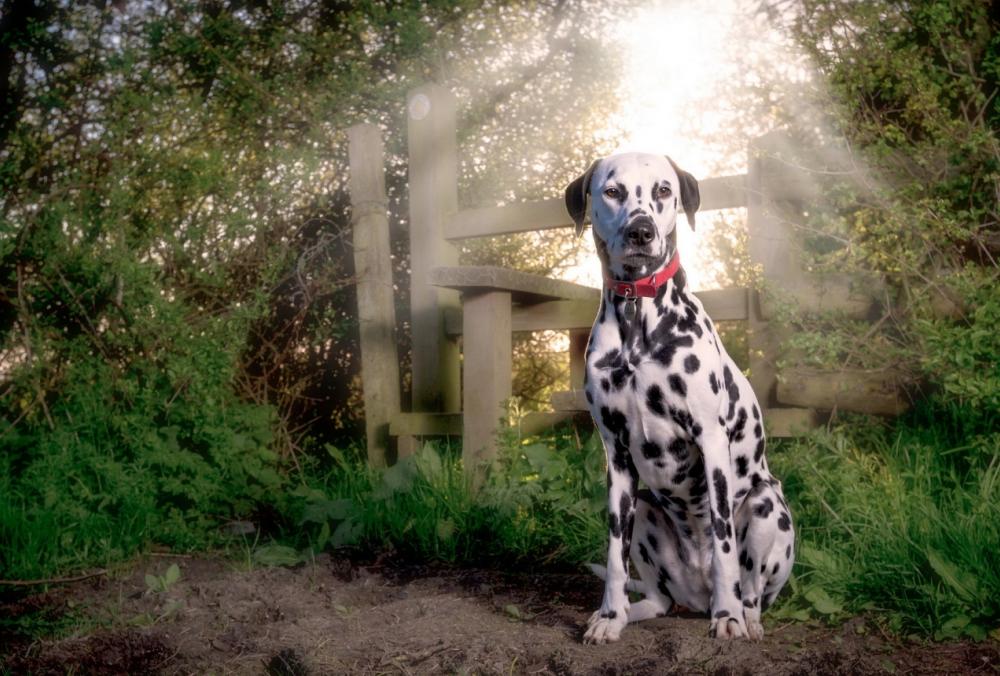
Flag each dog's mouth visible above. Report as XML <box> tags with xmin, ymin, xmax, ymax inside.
<box><xmin>621</xmin><ymin>252</ymin><xmax>657</xmax><ymax>267</ymax></box>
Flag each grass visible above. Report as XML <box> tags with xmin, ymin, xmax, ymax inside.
<box><xmin>768</xmin><ymin>406</ymin><xmax>1000</xmax><ymax>640</ymax></box>
<box><xmin>287</xmin><ymin>405</ymin><xmax>999</xmax><ymax>641</ymax></box>
<box><xmin>2</xmin><ymin>400</ymin><xmax>997</xmax><ymax>643</ymax></box>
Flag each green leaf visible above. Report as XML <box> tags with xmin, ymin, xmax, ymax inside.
<box><xmin>163</xmin><ymin>563</ymin><xmax>181</xmax><ymax>586</ymax></box>
<box><xmin>803</xmin><ymin>586</ymin><xmax>843</xmax><ymax>615</ymax></box>
<box><xmin>926</xmin><ymin>549</ymin><xmax>980</xmax><ymax>604</ymax></box>
<box><xmin>504</xmin><ymin>604</ymin><xmax>524</xmax><ymax>620</ymax></box>
<box><xmin>252</xmin><ymin>544</ymin><xmax>302</xmax><ymax>567</ymax></box>
<box><xmin>331</xmin><ymin>517</ymin><xmax>362</xmax><ymax>548</ymax></box>
<box><xmin>381</xmin><ymin>456</ymin><xmax>418</xmax><ymax>494</ymax></box>
<box><xmin>144</xmin><ymin>573</ymin><xmax>161</xmax><ymax>592</ymax></box>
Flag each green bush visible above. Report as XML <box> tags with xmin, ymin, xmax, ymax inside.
<box><xmin>0</xmin><ymin>271</ymin><xmax>283</xmax><ymax>580</ymax></box>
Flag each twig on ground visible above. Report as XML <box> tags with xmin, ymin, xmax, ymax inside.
<box><xmin>0</xmin><ymin>568</ymin><xmax>108</xmax><ymax>587</ymax></box>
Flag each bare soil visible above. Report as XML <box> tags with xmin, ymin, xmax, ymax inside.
<box><xmin>2</xmin><ymin>554</ymin><xmax>997</xmax><ymax>675</ymax></box>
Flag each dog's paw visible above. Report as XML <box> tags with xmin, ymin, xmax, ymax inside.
<box><xmin>583</xmin><ymin>609</ymin><xmax>626</xmax><ymax>644</ymax></box>
<box><xmin>709</xmin><ymin>614</ymin><xmax>748</xmax><ymax>640</ymax></box>
<box><xmin>746</xmin><ymin>616</ymin><xmax>765</xmax><ymax>641</ymax></box>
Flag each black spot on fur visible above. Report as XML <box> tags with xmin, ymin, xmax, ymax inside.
<box><xmin>601</xmin><ymin>378</ymin><xmax>610</xmax><ymax>392</ymax></box>
<box><xmin>754</xmin><ymin>423</ymin><xmax>762</xmax><ymax>439</ymax></box>
<box><xmin>609</xmin><ymin>512</ymin><xmax>621</xmax><ymax>537</ymax></box>
<box><xmin>713</xmin><ymin>517</ymin><xmax>726</xmax><ymax>540</ymax></box>
<box><xmin>647</xmin><ymin>532</ymin><xmax>659</xmax><ymax>550</ymax></box>
<box><xmin>648</xmin><ymin>312</ymin><xmax>695</xmax><ymax>365</ymax></box>
<box><xmin>728</xmin><ymin>407</ymin><xmax>748</xmax><ymax>443</ymax></box>
<box><xmin>733</xmin><ymin>581</ymin><xmax>742</xmax><ymax>599</ymax></box>
<box><xmin>773</xmin><ymin>562</ymin><xmax>780</xmax><ymax>576</ymax></box>
<box><xmin>722</xmin><ymin>541</ymin><xmax>730</xmax><ymax>553</ymax></box>
<box><xmin>657</xmin><ymin>566</ymin><xmax>671</xmax><ymax>597</ymax></box>
<box><xmin>786</xmin><ymin>545</ymin><xmax>791</xmax><ymax>559</ymax></box>
<box><xmin>735</xmin><ymin>455</ymin><xmax>749</xmax><ymax>478</ymax></box>
<box><xmin>646</xmin><ymin>385</ymin><xmax>666</xmax><ymax>416</ymax></box>
<box><xmin>642</xmin><ymin>441</ymin><xmax>662</xmax><ymax>459</ymax></box>
<box><xmin>739</xmin><ymin>523</ymin><xmax>749</xmax><ymax>542</ymax></box>
<box><xmin>684</xmin><ymin>354</ymin><xmax>700</xmax><ymax>373</ymax></box>
<box><xmin>777</xmin><ymin>512</ymin><xmax>791</xmax><ymax>531</ymax></box>
<box><xmin>667</xmin><ymin>438</ymin><xmax>688</xmax><ymax>458</ymax></box>
<box><xmin>600</xmin><ymin>610</ymin><xmax>618</xmax><ymax>619</ymax></box>
<box><xmin>586</xmin><ymin>389</ymin><xmax>594</xmax><ymax>404</ymax></box>
<box><xmin>668</xmin><ymin>374</ymin><xmax>686</xmax><ymax>396</ymax></box>
<box><xmin>754</xmin><ymin>438</ymin><xmax>765</xmax><ymax>462</ymax></box>
<box><xmin>754</xmin><ymin>497</ymin><xmax>774</xmax><ymax>518</ymax></box>
<box><xmin>714</xmin><ymin>610</ymin><xmax>730</xmax><ymax>619</ymax></box>
<box><xmin>708</xmin><ymin>371</ymin><xmax>719</xmax><ymax>394</ymax></box>
<box><xmin>638</xmin><ymin>542</ymin><xmax>651</xmax><ymax>565</ymax></box>
<box><xmin>712</xmin><ymin>469</ymin><xmax>730</xmax><ymax>519</ymax></box>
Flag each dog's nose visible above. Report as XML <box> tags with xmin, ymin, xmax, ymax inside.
<box><xmin>624</xmin><ymin>220</ymin><xmax>654</xmax><ymax>246</ymax></box>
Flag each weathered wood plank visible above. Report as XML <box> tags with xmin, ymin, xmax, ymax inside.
<box><xmin>348</xmin><ymin>124</ymin><xmax>401</xmax><ymax>467</ymax></box>
<box><xmin>776</xmin><ymin>368</ymin><xmax>909</xmax><ymax>416</ymax></box>
<box><xmin>389</xmin><ymin>412</ymin><xmax>462</xmax><ymax>436</ymax></box>
<box><xmin>443</xmin><ymin>288</ymin><xmax>748</xmax><ymax>337</ymax></box>
<box><xmin>569</xmin><ymin>329</ymin><xmax>588</xmax><ymax>390</ymax></box>
<box><xmin>764</xmin><ymin>407</ymin><xmax>822</xmax><ymax>437</ymax></box>
<box><xmin>442</xmin><ymin>174</ymin><xmax>751</xmax><ymax>241</ymax></box>
<box><xmin>408</xmin><ymin>85</ymin><xmax>461</xmax><ymax>413</ymax></box>
<box><xmin>519</xmin><ymin>411</ymin><xmax>579</xmax><ymax>437</ymax></box>
<box><xmin>551</xmin><ymin>389</ymin><xmax>588</xmax><ymax>411</ymax></box>
<box><xmin>430</xmin><ymin>266</ymin><xmax>599</xmax><ymax>304</ymax></box>
<box><xmin>463</xmin><ymin>291</ymin><xmax>513</xmax><ymax>489</ymax></box>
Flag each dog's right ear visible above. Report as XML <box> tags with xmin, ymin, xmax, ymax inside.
<box><xmin>564</xmin><ymin>160</ymin><xmax>600</xmax><ymax>237</ymax></box>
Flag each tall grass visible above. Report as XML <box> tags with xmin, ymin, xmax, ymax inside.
<box><xmin>769</xmin><ymin>407</ymin><xmax>999</xmax><ymax>640</ymax></box>
<box><xmin>293</xmin><ymin>407</ymin><xmax>998</xmax><ymax>640</ymax></box>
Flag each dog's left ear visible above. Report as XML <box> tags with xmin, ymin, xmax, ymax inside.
<box><xmin>564</xmin><ymin>160</ymin><xmax>600</xmax><ymax>237</ymax></box>
<box><xmin>666</xmin><ymin>156</ymin><xmax>700</xmax><ymax>231</ymax></box>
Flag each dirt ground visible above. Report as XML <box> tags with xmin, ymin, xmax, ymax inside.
<box><xmin>2</xmin><ymin>553</ymin><xmax>998</xmax><ymax>675</ymax></box>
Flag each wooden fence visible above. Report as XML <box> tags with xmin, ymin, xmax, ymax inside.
<box><xmin>347</xmin><ymin>84</ymin><xmax>906</xmax><ymax>474</ymax></box>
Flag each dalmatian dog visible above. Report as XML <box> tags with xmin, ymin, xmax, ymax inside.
<box><xmin>564</xmin><ymin>153</ymin><xmax>794</xmax><ymax>643</ymax></box>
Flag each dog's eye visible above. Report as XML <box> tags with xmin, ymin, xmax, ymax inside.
<box><xmin>603</xmin><ymin>187</ymin><xmax>620</xmax><ymax>199</ymax></box>
<box><xmin>657</xmin><ymin>185</ymin><xmax>672</xmax><ymax>198</ymax></box>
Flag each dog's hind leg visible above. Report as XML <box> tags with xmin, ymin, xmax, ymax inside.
<box><xmin>734</xmin><ymin>480</ymin><xmax>794</xmax><ymax>640</ymax></box>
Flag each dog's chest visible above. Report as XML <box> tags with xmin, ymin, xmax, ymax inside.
<box><xmin>587</xmin><ymin>291</ymin><xmax>722</xmax><ymax>510</ymax></box>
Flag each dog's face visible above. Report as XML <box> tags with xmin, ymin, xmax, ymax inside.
<box><xmin>565</xmin><ymin>153</ymin><xmax>700</xmax><ymax>280</ymax></box>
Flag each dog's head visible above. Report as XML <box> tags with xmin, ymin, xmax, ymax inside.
<box><xmin>564</xmin><ymin>153</ymin><xmax>700</xmax><ymax>280</ymax></box>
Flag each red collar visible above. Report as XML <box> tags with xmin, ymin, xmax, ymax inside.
<box><xmin>605</xmin><ymin>253</ymin><xmax>680</xmax><ymax>298</ymax></box>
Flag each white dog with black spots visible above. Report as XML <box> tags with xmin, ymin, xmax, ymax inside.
<box><xmin>564</xmin><ymin>153</ymin><xmax>794</xmax><ymax>643</ymax></box>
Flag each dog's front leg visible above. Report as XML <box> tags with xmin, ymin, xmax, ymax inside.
<box><xmin>702</xmin><ymin>426</ymin><xmax>749</xmax><ymax>639</ymax></box>
<box><xmin>584</xmin><ymin>432</ymin><xmax>638</xmax><ymax>644</ymax></box>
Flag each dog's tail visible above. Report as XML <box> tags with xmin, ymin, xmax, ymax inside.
<box><xmin>585</xmin><ymin>563</ymin><xmax>645</xmax><ymax>594</ymax></box>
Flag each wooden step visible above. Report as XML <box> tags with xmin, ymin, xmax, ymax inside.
<box><xmin>430</xmin><ymin>265</ymin><xmax>599</xmax><ymax>305</ymax></box>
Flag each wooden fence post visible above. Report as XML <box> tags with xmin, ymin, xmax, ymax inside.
<box><xmin>747</xmin><ymin>132</ymin><xmax>824</xmax><ymax>434</ymax></box>
<box><xmin>407</xmin><ymin>85</ymin><xmax>461</xmax><ymax>414</ymax></box>
<box><xmin>462</xmin><ymin>290</ymin><xmax>512</xmax><ymax>488</ymax></box>
<box><xmin>348</xmin><ymin>124</ymin><xmax>401</xmax><ymax>467</ymax></box>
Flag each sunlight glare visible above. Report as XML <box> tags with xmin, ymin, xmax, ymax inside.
<box><xmin>570</xmin><ymin>1</ymin><xmax>744</xmax><ymax>291</ymax></box>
